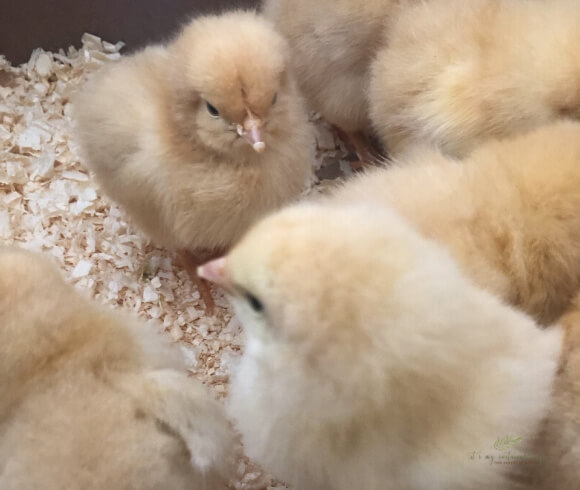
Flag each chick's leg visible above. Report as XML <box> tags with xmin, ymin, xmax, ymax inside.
<box><xmin>178</xmin><ymin>250</ymin><xmax>222</xmax><ymax>316</ymax></box>
<box><xmin>333</xmin><ymin>127</ymin><xmax>381</xmax><ymax>171</ymax></box>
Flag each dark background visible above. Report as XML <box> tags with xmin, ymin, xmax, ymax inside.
<box><xmin>1</xmin><ymin>0</ymin><xmax>261</xmax><ymax>64</ymax></box>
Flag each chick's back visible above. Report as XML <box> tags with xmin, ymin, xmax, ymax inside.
<box><xmin>330</xmin><ymin>121</ymin><xmax>580</xmax><ymax>325</ymax></box>
<box><xmin>0</xmin><ymin>248</ymin><xmax>233</xmax><ymax>490</ymax></box>
<box><xmin>370</xmin><ymin>0</ymin><xmax>580</xmax><ymax>156</ymax></box>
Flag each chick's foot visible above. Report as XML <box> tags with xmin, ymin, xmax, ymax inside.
<box><xmin>333</xmin><ymin>126</ymin><xmax>382</xmax><ymax>171</ymax></box>
<box><xmin>178</xmin><ymin>249</ymin><xmax>224</xmax><ymax>316</ymax></box>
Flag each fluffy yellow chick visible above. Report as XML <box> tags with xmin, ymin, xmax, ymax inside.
<box><xmin>0</xmin><ymin>247</ymin><xmax>233</xmax><ymax>490</ymax></box>
<box><xmin>198</xmin><ymin>202</ymin><xmax>562</xmax><ymax>490</ymax></box>
<box><xmin>262</xmin><ymin>0</ymin><xmax>406</xmax><ymax>163</ymax></box>
<box><xmin>73</xmin><ymin>11</ymin><xmax>315</xmax><ymax>313</ymax></box>
<box><xmin>524</xmin><ymin>294</ymin><xmax>580</xmax><ymax>490</ymax></box>
<box><xmin>331</xmin><ymin>121</ymin><xmax>580</xmax><ymax>326</ymax></box>
<box><xmin>370</xmin><ymin>0</ymin><xmax>580</xmax><ymax>157</ymax></box>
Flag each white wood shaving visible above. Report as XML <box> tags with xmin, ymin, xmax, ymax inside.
<box><xmin>0</xmin><ymin>33</ymin><xmax>351</xmax><ymax>489</ymax></box>
<box><xmin>71</xmin><ymin>259</ymin><xmax>93</xmax><ymax>278</ymax></box>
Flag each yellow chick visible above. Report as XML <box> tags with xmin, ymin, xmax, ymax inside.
<box><xmin>0</xmin><ymin>247</ymin><xmax>233</xmax><ymax>490</ymax></box>
<box><xmin>370</xmin><ymin>0</ymin><xmax>580</xmax><ymax>157</ymax></box>
<box><xmin>524</xmin><ymin>294</ymin><xmax>580</xmax><ymax>490</ymax></box>
<box><xmin>330</xmin><ymin>121</ymin><xmax>580</xmax><ymax>326</ymax></box>
<box><xmin>198</xmin><ymin>202</ymin><xmax>562</xmax><ymax>490</ymax></box>
<box><xmin>262</xmin><ymin>0</ymin><xmax>406</xmax><ymax>163</ymax></box>
<box><xmin>73</xmin><ymin>11</ymin><xmax>315</xmax><ymax>313</ymax></box>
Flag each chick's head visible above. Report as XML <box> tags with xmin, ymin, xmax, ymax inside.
<box><xmin>199</xmin><ymin>203</ymin><xmax>465</xmax><ymax>414</ymax></box>
<box><xmin>169</xmin><ymin>11</ymin><xmax>292</xmax><ymax>157</ymax></box>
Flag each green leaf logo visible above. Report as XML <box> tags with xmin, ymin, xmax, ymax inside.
<box><xmin>493</xmin><ymin>436</ymin><xmax>523</xmax><ymax>452</ymax></box>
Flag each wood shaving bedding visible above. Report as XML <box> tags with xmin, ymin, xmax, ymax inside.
<box><xmin>0</xmin><ymin>33</ymin><xmax>352</xmax><ymax>489</ymax></box>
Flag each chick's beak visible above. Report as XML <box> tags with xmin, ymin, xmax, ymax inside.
<box><xmin>237</xmin><ymin>111</ymin><xmax>265</xmax><ymax>153</ymax></box>
<box><xmin>197</xmin><ymin>257</ymin><xmax>231</xmax><ymax>290</ymax></box>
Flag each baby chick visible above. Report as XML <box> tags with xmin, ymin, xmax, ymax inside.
<box><xmin>330</xmin><ymin>121</ymin><xmax>580</xmax><ymax>326</ymax></box>
<box><xmin>73</xmin><ymin>11</ymin><xmax>315</xmax><ymax>313</ymax></box>
<box><xmin>524</xmin><ymin>293</ymin><xmax>580</xmax><ymax>490</ymax></box>
<box><xmin>262</xmin><ymin>0</ymin><xmax>406</xmax><ymax>164</ymax></box>
<box><xmin>198</xmin><ymin>202</ymin><xmax>562</xmax><ymax>490</ymax></box>
<box><xmin>0</xmin><ymin>247</ymin><xmax>233</xmax><ymax>490</ymax></box>
<box><xmin>370</xmin><ymin>0</ymin><xmax>580</xmax><ymax>157</ymax></box>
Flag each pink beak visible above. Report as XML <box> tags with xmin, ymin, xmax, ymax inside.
<box><xmin>238</xmin><ymin>111</ymin><xmax>265</xmax><ymax>153</ymax></box>
<box><xmin>197</xmin><ymin>257</ymin><xmax>229</xmax><ymax>288</ymax></box>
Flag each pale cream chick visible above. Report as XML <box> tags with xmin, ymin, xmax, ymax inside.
<box><xmin>73</xmin><ymin>11</ymin><xmax>315</xmax><ymax>312</ymax></box>
<box><xmin>370</xmin><ymin>0</ymin><xmax>580</xmax><ymax>157</ymax></box>
<box><xmin>198</xmin><ymin>203</ymin><xmax>562</xmax><ymax>490</ymax></box>
<box><xmin>331</xmin><ymin>122</ymin><xmax>580</xmax><ymax>325</ymax></box>
<box><xmin>524</xmin><ymin>294</ymin><xmax>580</xmax><ymax>490</ymax></box>
<box><xmin>0</xmin><ymin>247</ymin><xmax>233</xmax><ymax>490</ymax></box>
<box><xmin>262</xmin><ymin>0</ymin><xmax>409</xmax><ymax>162</ymax></box>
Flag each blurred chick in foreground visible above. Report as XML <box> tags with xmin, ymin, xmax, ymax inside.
<box><xmin>198</xmin><ymin>203</ymin><xmax>561</xmax><ymax>490</ymax></box>
<box><xmin>0</xmin><ymin>247</ymin><xmax>233</xmax><ymax>490</ymax></box>
<box><xmin>262</xmin><ymin>0</ymin><xmax>407</xmax><ymax>164</ymax></box>
<box><xmin>525</xmin><ymin>293</ymin><xmax>580</xmax><ymax>490</ymax></box>
<box><xmin>370</xmin><ymin>0</ymin><xmax>580</xmax><ymax>157</ymax></box>
<box><xmin>331</xmin><ymin>122</ymin><xmax>580</xmax><ymax>326</ymax></box>
<box><xmin>73</xmin><ymin>11</ymin><xmax>315</xmax><ymax>313</ymax></box>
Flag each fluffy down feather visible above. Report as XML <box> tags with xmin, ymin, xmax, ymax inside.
<box><xmin>330</xmin><ymin>122</ymin><xmax>580</xmax><ymax>325</ymax></box>
<box><xmin>0</xmin><ymin>247</ymin><xmax>233</xmax><ymax>490</ymax></box>
<box><xmin>199</xmin><ymin>203</ymin><xmax>561</xmax><ymax>490</ymax></box>
<box><xmin>525</xmin><ymin>293</ymin><xmax>580</xmax><ymax>489</ymax></box>
<box><xmin>73</xmin><ymin>11</ymin><xmax>315</xmax><ymax>310</ymax></box>
<box><xmin>370</xmin><ymin>0</ymin><xmax>580</xmax><ymax>157</ymax></box>
<box><xmin>263</xmin><ymin>0</ymin><xmax>406</xmax><ymax>135</ymax></box>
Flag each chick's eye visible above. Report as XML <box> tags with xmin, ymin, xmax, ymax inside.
<box><xmin>206</xmin><ymin>102</ymin><xmax>220</xmax><ymax>117</ymax></box>
<box><xmin>245</xmin><ymin>292</ymin><xmax>264</xmax><ymax>313</ymax></box>
<box><xmin>271</xmin><ymin>92</ymin><xmax>278</xmax><ymax>106</ymax></box>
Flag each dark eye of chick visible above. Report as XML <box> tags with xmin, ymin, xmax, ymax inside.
<box><xmin>245</xmin><ymin>292</ymin><xmax>264</xmax><ymax>313</ymax></box>
<box><xmin>271</xmin><ymin>92</ymin><xmax>278</xmax><ymax>106</ymax></box>
<box><xmin>206</xmin><ymin>102</ymin><xmax>220</xmax><ymax>117</ymax></box>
